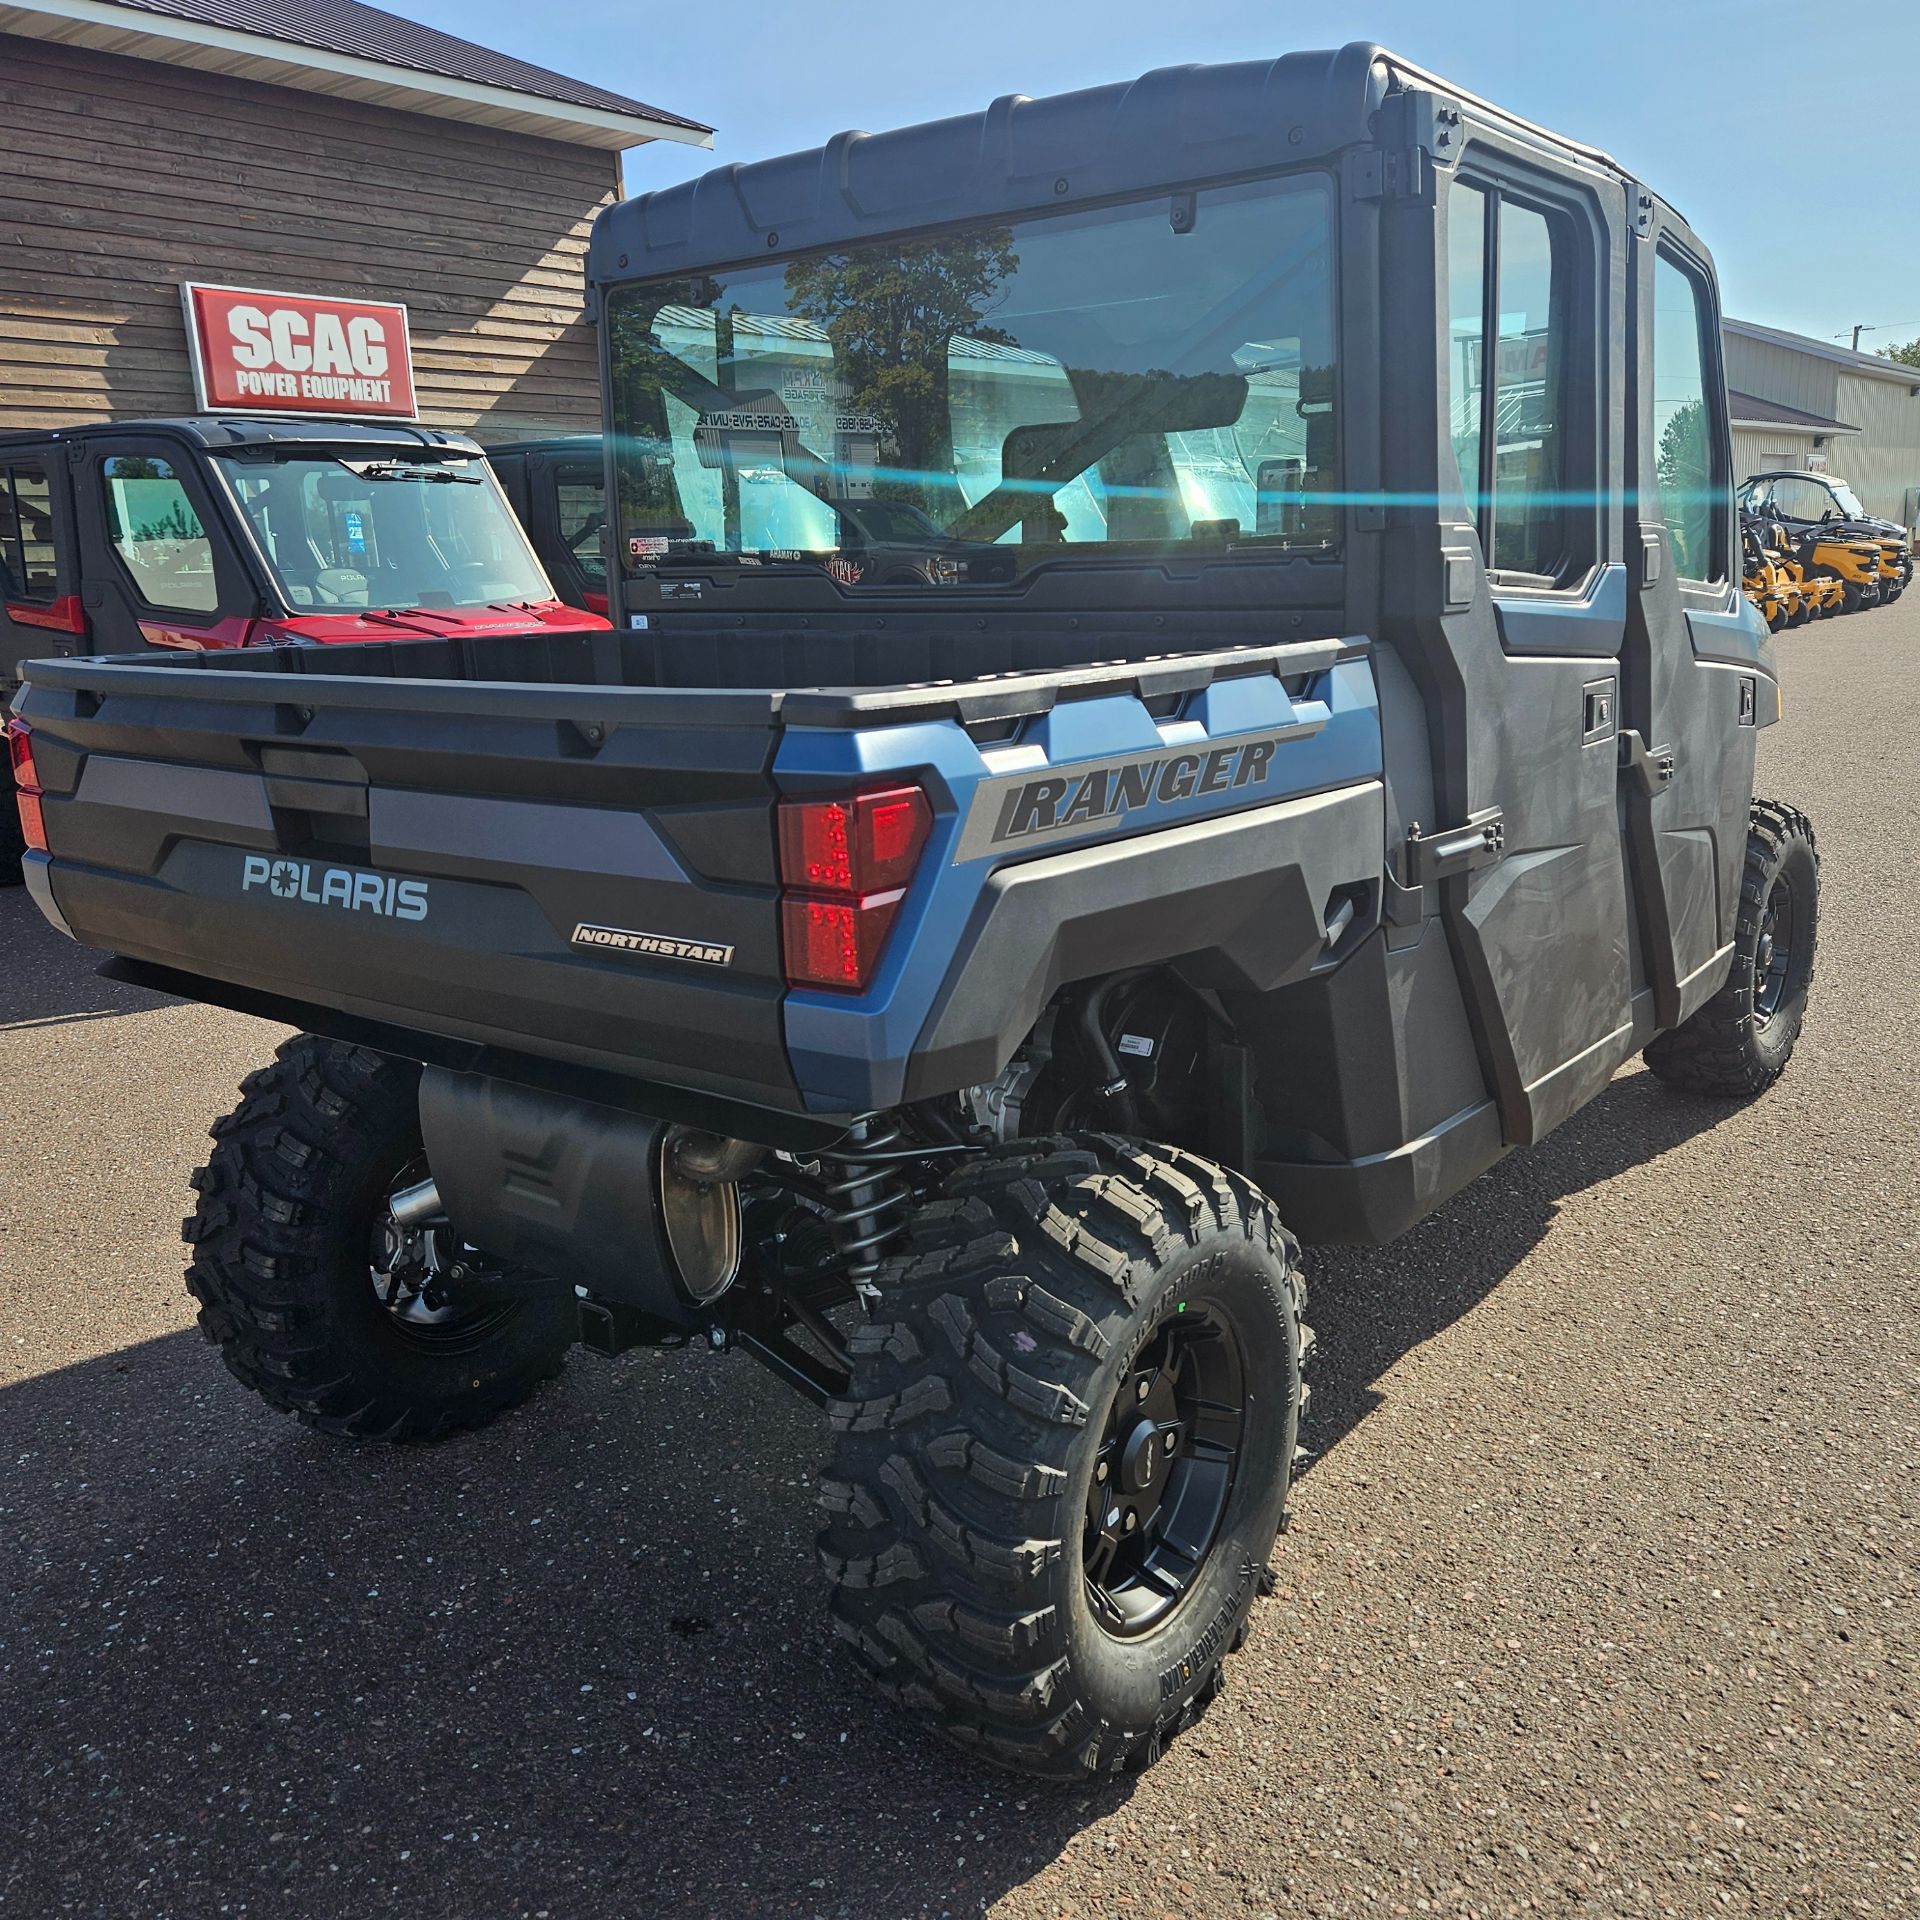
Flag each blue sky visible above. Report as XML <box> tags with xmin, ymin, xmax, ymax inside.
<box><xmin>414</xmin><ymin>0</ymin><xmax>1919</xmax><ymax>353</ymax></box>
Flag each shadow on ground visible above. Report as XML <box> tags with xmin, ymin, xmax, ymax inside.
<box><xmin>0</xmin><ymin>886</ymin><xmax>173</xmax><ymax>1028</ymax></box>
<box><xmin>0</xmin><ymin>1050</ymin><xmax>1732</xmax><ymax>1919</ymax></box>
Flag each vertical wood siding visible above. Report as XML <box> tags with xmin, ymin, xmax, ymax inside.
<box><xmin>0</xmin><ymin>32</ymin><xmax>616</xmax><ymax>442</ymax></box>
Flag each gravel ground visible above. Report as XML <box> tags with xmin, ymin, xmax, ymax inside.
<box><xmin>1</xmin><ymin>600</ymin><xmax>1916</xmax><ymax>1920</ymax></box>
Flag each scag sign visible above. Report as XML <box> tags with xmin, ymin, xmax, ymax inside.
<box><xmin>182</xmin><ymin>283</ymin><xmax>418</xmax><ymax>419</ymax></box>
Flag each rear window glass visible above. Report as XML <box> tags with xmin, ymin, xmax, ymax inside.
<box><xmin>607</xmin><ymin>171</ymin><xmax>1340</xmax><ymax>592</ymax></box>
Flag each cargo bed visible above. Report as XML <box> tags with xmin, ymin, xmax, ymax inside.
<box><xmin>15</xmin><ymin>626</ymin><xmax>1362</xmax><ymax>1134</ymax></box>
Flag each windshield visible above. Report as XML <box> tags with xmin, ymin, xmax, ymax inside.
<box><xmin>606</xmin><ymin>173</ymin><xmax>1339</xmax><ymax>591</ymax></box>
<box><xmin>215</xmin><ymin>453</ymin><xmax>555</xmax><ymax>612</ymax></box>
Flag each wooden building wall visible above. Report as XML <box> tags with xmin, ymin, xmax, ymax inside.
<box><xmin>0</xmin><ymin>31</ymin><xmax>617</xmax><ymax>441</ymax></box>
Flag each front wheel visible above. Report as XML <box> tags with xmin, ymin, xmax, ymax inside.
<box><xmin>184</xmin><ymin>1035</ymin><xmax>575</xmax><ymax>1439</ymax></box>
<box><xmin>819</xmin><ymin>1136</ymin><xmax>1308</xmax><ymax>1777</ymax></box>
<box><xmin>1645</xmin><ymin>800</ymin><xmax>1818</xmax><ymax>1097</ymax></box>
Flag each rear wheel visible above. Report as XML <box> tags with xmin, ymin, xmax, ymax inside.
<box><xmin>1645</xmin><ymin>800</ymin><xmax>1817</xmax><ymax>1097</ymax></box>
<box><xmin>0</xmin><ymin>797</ymin><xmax>23</xmax><ymax>886</ymax></box>
<box><xmin>184</xmin><ymin>1035</ymin><xmax>575</xmax><ymax>1439</ymax></box>
<box><xmin>819</xmin><ymin>1135</ymin><xmax>1308</xmax><ymax>1777</ymax></box>
<box><xmin>0</xmin><ymin>700</ymin><xmax>24</xmax><ymax>886</ymax></box>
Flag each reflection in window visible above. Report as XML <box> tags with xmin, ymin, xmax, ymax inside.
<box><xmin>1491</xmin><ymin>201</ymin><xmax>1569</xmax><ymax>577</ymax></box>
<box><xmin>605</xmin><ymin>172</ymin><xmax>1340</xmax><ymax>590</ymax></box>
<box><xmin>1443</xmin><ymin>180</ymin><xmax>1580</xmax><ymax>583</ymax></box>
<box><xmin>101</xmin><ymin>454</ymin><xmax>217</xmax><ymax>613</ymax></box>
<box><xmin>0</xmin><ymin>464</ymin><xmax>57</xmax><ymax>601</ymax></box>
<box><xmin>1446</xmin><ymin>183</ymin><xmax>1486</xmax><ymax>522</ymax></box>
<box><xmin>1652</xmin><ymin>252</ymin><xmax>1719</xmax><ymax>581</ymax></box>
<box><xmin>556</xmin><ymin>475</ymin><xmax>607</xmax><ymax>587</ymax></box>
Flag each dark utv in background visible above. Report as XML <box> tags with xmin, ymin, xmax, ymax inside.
<box><xmin>9</xmin><ymin>45</ymin><xmax>1818</xmax><ymax>1777</ymax></box>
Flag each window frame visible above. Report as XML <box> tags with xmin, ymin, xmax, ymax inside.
<box><xmin>1445</xmin><ymin>164</ymin><xmax>1603</xmax><ymax>594</ymax></box>
<box><xmin>1650</xmin><ymin>240</ymin><xmax>1731</xmax><ymax>588</ymax></box>
<box><xmin>0</xmin><ymin>461</ymin><xmax>57</xmax><ymax>608</ymax></box>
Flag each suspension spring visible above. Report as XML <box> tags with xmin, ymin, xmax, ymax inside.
<box><xmin>816</xmin><ymin>1115</ymin><xmax>912</xmax><ymax>1301</ymax></box>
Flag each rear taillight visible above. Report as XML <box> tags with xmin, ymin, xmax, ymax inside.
<box><xmin>7</xmin><ymin>717</ymin><xmax>46</xmax><ymax>853</ymax></box>
<box><xmin>777</xmin><ymin>785</ymin><xmax>931</xmax><ymax>992</ymax></box>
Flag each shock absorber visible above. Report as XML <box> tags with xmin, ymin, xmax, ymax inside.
<box><xmin>816</xmin><ymin>1115</ymin><xmax>912</xmax><ymax>1303</ymax></box>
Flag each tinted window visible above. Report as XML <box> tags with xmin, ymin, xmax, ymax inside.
<box><xmin>607</xmin><ymin>172</ymin><xmax>1340</xmax><ymax>591</ymax></box>
<box><xmin>1490</xmin><ymin>202</ymin><xmax>1569</xmax><ymax>576</ymax></box>
<box><xmin>556</xmin><ymin>473</ymin><xmax>607</xmax><ymax>588</ymax></box>
<box><xmin>100</xmin><ymin>454</ymin><xmax>217</xmax><ymax>613</ymax></box>
<box><xmin>1446</xmin><ymin>184</ymin><xmax>1487</xmax><ymax>521</ymax></box>
<box><xmin>1652</xmin><ymin>251</ymin><xmax>1721</xmax><ymax>581</ymax></box>
<box><xmin>0</xmin><ymin>464</ymin><xmax>57</xmax><ymax>601</ymax></box>
<box><xmin>1444</xmin><ymin>180</ymin><xmax>1582</xmax><ymax>582</ymax></box>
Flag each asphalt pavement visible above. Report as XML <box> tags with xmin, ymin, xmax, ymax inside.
<box><xmin>2</xmin><ymin>599</ymin><xmax>1916</xmax><ymax>1919</ymax></box>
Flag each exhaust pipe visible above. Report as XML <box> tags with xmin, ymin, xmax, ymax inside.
<box><xmin>388</xmin><ymin>1176</ymin><xmax>444</xmax><ymax>1230</ymax></box>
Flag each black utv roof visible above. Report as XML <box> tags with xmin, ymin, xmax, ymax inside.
<box><xmin>589</xmin><ymin>41</ymin><xmax>1661</xmax><ymax>290</ymax></box>
<box><xmin>1741</xmin><ymin>469</ymin><xmax>1856</xmax><ymax>484</ymax></box>
<box><xmin>0</xmin><ymin>417</ymin><xmax>484</xmax><ymax>457</ymax></box>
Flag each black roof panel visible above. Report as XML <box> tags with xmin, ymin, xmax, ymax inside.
<box><xmin>591</xmin><ymin>44</ymin><xmax>1391</xmax><ymax>287</ymax></box>
<box><xmin>0</xmin><ymin>416</ymin><xmax>486</xmax><ymax>455</ymax></box>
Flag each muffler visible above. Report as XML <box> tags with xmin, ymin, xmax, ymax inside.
<box><xmin>416</xmin><ymin>1070</ymin><xmax>759</xmax><ymax>1325</ymax></box>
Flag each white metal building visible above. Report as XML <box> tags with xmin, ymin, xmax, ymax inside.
<box><xmin>1725</xmin><ymin>318</ymin><xmax>1920</xmax><ymax>532</ymax></box>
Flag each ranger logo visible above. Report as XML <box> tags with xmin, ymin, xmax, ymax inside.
<box><xmin>951</xmin><ymin>720</ymin><xmax>1324</xmax><ymax>864</ymax></box>
<box><xmin>572</xmin><ymin>923</ymin><xmax>734</xmax><ymax>967</ymax></box>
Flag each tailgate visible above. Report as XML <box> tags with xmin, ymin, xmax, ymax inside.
<box><xmin>16</xmin><ymin>660</ymin><xmax>799</xmax><ymax>1110</ymax></box>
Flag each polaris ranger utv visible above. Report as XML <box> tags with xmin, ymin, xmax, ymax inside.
<box><xmin>0</xmin><ymin>417</ymin><xmax>607</xmax><ymax>879</ymax></box>
<box><xmin>9</xmin><ymin>45</ymin><xmax>1818</xmax><ymax>1777</ymax></box>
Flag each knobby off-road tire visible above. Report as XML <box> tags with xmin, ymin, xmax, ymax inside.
<box><xmin>184</xmin><ymin>1034</ymin><xmax>574</xmax><ymax>1440</ymax></box>
<box><xmin>1645</xmin><ymin>799</ymin><xmax>1818</xmax><ymax>1097</ymax></box>
<box><xmin>819</xmin><ymin>1135</ymin><xmax>1309</xmax><ymax>1777</ymax></box>
<box><xmin>0</xmin><ymin>810</ymin><xmax>24</xmax><ymax>886</ymax></box>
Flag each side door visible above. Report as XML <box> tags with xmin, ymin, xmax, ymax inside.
<box><xmin>73</xmin><ymin>434</ymin><xmax>263</xmax><ymax>652</ymax></box>
<box><xmin>522</xmin><ymin>449</ymin><xmax>610</xmax><ymax>611</ymax></box>
<box><xmin>1</xmin><ymin>452</ymin><xmax>86</xmax><ymax>698</ymax></box>
<box><xmin>1430</xmin><ymin>139</ymin><xmax>1640</xmax><ymax>1144</ymax></box>
<box><xmin>1621</xmin><ymin>208</ymin><xmax>1762</xmax><ymax>1026</ymax></box>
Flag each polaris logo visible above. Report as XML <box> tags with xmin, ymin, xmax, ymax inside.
<box><xmin>571</xmin><ymin>922</ymin><xmax>734</xmax><ymax>967</ymax></box>
<box><xmin>240</xmin><ymin>853</ymin><xmax>429</xmax><ymax>920</ymax></box>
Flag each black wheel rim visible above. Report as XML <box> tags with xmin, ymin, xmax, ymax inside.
<box><xmin>367</xmin><ymin>1154</ymin><xmax>521</xmax><ymax>1355</ymax></box>
<box><xmin>1754</xmin><ymin>875</ymin><xmax>1797</xmax><ymax>1024</ymax></box>
<box><xmin>1082</xmin><ymin>1300</ymin><xmax>1247</xmax><ymax>1639</ymax></box>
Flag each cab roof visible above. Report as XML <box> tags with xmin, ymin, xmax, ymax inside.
<box><xmin>0</xmin><ymin>417</ymin><xmax>485</xmax><ymax>457</ymax></box>
<box><xmin>590</xmin><ymin>41</ymin><xmax>1671</xmax><ymax>291</ymax></box>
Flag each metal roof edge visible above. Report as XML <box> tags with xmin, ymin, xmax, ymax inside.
<box><xmin>1726</xmin><ymin>317</ymin><xmax>1920</xmax><ymax>389</ymax></box>
<box><xmin>0</xmin><ymin>0</ymin><xmax>715</xmax><ymax>150</ymax></box>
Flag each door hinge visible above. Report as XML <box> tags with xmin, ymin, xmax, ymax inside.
<box><xmin>1404</xmin><ymin>808</ymin><xmax>1505</xmax><ymax>888</ymax></box>
<box><xmin>1618</xmin><ymin>730</ymin><xmax>1675</xmax><ymax>796</ymax></box>
<box><xmin>1348</xmin><ymin>146</ymin><xmax>1434</xmax><ymax>204</ymax></box>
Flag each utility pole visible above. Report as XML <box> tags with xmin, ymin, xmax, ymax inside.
<box><xmin>1840</xmin><ymin>324</ymin><xmax>1878</xmax><ymax>352</ymax></box>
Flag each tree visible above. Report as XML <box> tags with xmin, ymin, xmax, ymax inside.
<box><xmin>1656</xmin><ymin>396</ymin><xmax>1712</xmax><ymax>577</ymax></box>
<box><xmin>784</xmin><ymin>231</ymin><xmax>1019</xmax><ymax>511</ymax></box>
<box><xmin>1877</xmin><ymin>336</ymin><xmax>1920</xmax><ymax>369</ymax></box>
